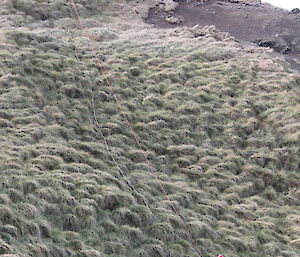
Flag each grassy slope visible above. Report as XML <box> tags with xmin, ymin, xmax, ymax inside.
<box><xmin>0</xmin><ymin>0</ymin><xmax>299</xmax><ymax>257</ymax></box>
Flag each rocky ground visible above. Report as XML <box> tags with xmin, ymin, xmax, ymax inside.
<box><xmin>145</xmin><ymin>0</ymin><xmax>300</xmax><ymax>72</ymax></box>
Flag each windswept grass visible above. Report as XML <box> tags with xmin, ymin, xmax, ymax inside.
<box><xmin>0</xmin><ymin>0</ymin><xmax>299</xmax><ymax>257</ymax></box>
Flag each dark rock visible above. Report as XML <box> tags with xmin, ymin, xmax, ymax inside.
<box><xmin>291</xmin><ymin>8</ymin><xmax>300</xmax><ymax>14</ymax></box>
<box><xmin>254</xmin><ymin>39</ymin><xmax>291</xmax><ymax>54</ymax></box>
<box><xmin>254</xmin><ymin>39</ymin><xmax>276</xmax><ymax>48</ymax></box>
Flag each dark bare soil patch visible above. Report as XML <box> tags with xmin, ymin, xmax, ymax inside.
<box><xmin>145</xmin><ymin>0</ymin><xmax>300</xmax><ymax>72</ymax></box>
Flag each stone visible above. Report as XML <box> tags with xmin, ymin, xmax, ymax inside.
<box><xmin>291</xmin><ymin>8</ymin><xmax>300</xmax><ymax>14</ymax></box>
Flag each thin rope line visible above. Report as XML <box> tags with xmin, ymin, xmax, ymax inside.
<box><xmin>65</xmin><ymin>0</ymin><xmax>157</xmax><ymax>222</ymax></box>
<box><xmin>66</xmin><ymin>1</ymin><xmax>203</xmax><ymax>256</ymax></box>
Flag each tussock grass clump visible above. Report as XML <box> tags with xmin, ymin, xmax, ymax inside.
<box><xmin>63</xmin><ymin>214</ymin><xmax>79</xmax><ymax>232</ymax></box>
<box><xmin>0</xmin><ymin>224</ymin><xmax>19</xmax><ymax>238</ymax></box>
<box><xmin>122</xmin><ymin>225</ymin><xmax>144</xmax><ymax>241</ymax></box>
<box><xmin>17</xmin><ymin>203</ymin><xmax>38</xmax><ymax>219</ymax></box>
<box><xmin>7</xmin><ymin>189</ymin><xmax>23</xmax><ymax>204</ymax></box>
<box><xmin>23</xmin><ymin>220</ymin><xmax>41</xmax><ymax>237</ymax></box>
<box><xmin>0</xmin><ymin>206</ymin><xmax>14</xmax><ymax>225</ymax></box>
<box><xmin>148</xmin><ymin>222</ymin><xmax>173</xmax><ymax>241</ymax></box>
<box><xmin>112</xmin><ymin>207</ymin><xmax>141</xmax><ymax>226</ymax></box>
<box><xmin>102</xmin><ymin>190</ymin><xmax>135</xmax><ymax>211</ymax></box>
<box><xmin>103</xmin><ymin>241</ymin><xmax>127</xmax><ymax>255</ymax></box>
<box><xmin>22</xmin><ymin>180</ymin><xmax>38</xmax><ymax>194</ymax></box>
<box><xmin>38</xmin><ymin>220</ymin><xmax>52</xmax><ymax>238</ymax></box>
<box><xmin>0</xmin><ymin>118</ymin><xmax>14</xmax><ymax>128</ymax></box>
<box><xmin>0</xmin><ymin>239</ymin><xmax>13</xmax><ymax>254</ymax></box>
<box><xmin>0</xmin><ymin>194</ymin><xmax>11</xmax><ymax>205</ymax></box>
<box><xmin>73</xmin><ymin>250</ymin><xmax>103</xmax><ymax>257</ymax></box>
<box><xmin>61</xmin><ymin>84</ymin><xmax>84</xmax><ymax>99</ymax></box>
<box><xmin>167</xmin><ymin>145</ymin><xmax>197</xmax><ymax>157</ymax></box>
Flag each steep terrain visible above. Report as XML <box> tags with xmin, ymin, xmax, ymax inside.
<box><xmin>0</xmin><ymin>1</ymin><xmax>299</xmax><ymax>257</ymax></box>
<box><xmin>146</xmin><ymin>0</ymin><xmax>300</xmax><ymax>72</ymax></box>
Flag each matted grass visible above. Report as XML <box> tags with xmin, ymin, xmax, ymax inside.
<box><xmin>0</xmin><ymin>0</ymin><xmax>299</xmax><ymax>257</ymax></box>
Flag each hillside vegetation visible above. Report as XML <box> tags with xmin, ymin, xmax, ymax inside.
<box><xmin>0</xmin><ymin>1</ymin><xmax>299</xmax><ymax>257</ymax></box>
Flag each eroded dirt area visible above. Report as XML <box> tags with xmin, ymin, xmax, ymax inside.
<box><xmin>145</xmin><ymin>0</ymin><xmax>300</xmax><ymax>72</ymax></box>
